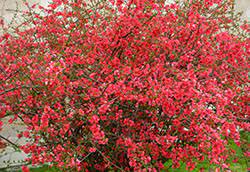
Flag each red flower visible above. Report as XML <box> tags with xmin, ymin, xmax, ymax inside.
<box><xmin>21</xmin><ymin>166</ymin><xmax>30</xmax><ymax>172</ymax></box>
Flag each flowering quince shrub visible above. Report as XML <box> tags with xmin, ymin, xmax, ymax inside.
<box><xmin>0</xmin><ymin>0</ymin><xmax>249</xmax><ymax>171</ymax></box>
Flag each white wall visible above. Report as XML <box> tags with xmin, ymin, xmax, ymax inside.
<box><xmin>235</xmin><ymin>0</ymin><xmax>250</xmax><ymax>21</ymax></box>
<box><xmin>0</xmin><ymin>0</ymin><xmax>39</xmax><ymax>24</ymax></box>
<box><xmin>0</xmin><ymin>0</ymin><xmax>249</xmax><ymax>26</ymax></box>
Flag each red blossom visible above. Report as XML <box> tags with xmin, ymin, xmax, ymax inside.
<box><xmin>21</xmin><ymin>166</ymin><xmax>30</xmax><ymax>172</ymax></box>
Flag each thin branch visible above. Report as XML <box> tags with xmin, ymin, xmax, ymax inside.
<box><xmin>79</xmin><ymin>152</ymin><xmax>92</xmax><ymax>162</ymax></box>
<box><xmin>0</xmin><ymin>85</ymin><xmax>40</xmax><ymax>96</ymax></box>
<box><xmin>0</xmin><ymin>134</ymin><xmax>19</xmax><ymax>148</ymax></box>
<box><xmin>5</xmin><ymin>9</ymin><xmax>23</xmax><ymax>13</ymax></box>
<box><xmin>96</xmin><ymin>148</ymin><xmax>125</xmax><ymax>172</ymax></box>
<box><xmin>0</xmin><ymin>162</ymin><xmax>31</xmax><ymax>171</ymax></box>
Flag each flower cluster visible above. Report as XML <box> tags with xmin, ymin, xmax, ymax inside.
<box><xmin>0</xmin><ymin>0</ymin><xmax>249</xmax><ymax>171</ymax></box>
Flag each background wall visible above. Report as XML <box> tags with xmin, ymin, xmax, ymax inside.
<box><xmin>0</xmin><ymin>0</ymin><xmax>43</xmax><ymax>27</ymax></box>
<box><xmin>0</xmin><ymin>0</ymin><xmax>249</xmax><ymax>26</ymax></box>
<box><xmin>235</xmin><ymin>0</ymin><xmax>250</xmax><ymax>20</ymax></box>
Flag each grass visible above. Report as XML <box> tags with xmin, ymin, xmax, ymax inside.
<box><xmin>18</xmin><ymin>165</ymin><xmax>59</xmax><ymax>172</ymax></box>
<box><xmin>163</xmin><ymin>132</ymin><xmax>249</xmax><ymax>172</ymax></box>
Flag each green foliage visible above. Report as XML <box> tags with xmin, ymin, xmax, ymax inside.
<box><xmin>18</xmin><ymin>165</ymin><xmax>60</xmax><ymax>172</ymax></box>
<box><xmin>163</xmin><ymin>131</ymin><xmax>249</xmax><ymax>171</ymax></box>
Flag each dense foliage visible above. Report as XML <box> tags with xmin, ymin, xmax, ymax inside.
<box><xmin>0</xmin><ymin>0</ymin><xmax>249</xmax><ymax>171</ymax></box>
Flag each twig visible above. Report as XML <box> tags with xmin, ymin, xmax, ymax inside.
<box><xmin>0</xmin><ymin>134</ymin><xmax>19</xmax><ymax>148</ymax></box>
<box><xmin>96</xmin><ymin>148</ymin><xmax>125</xmax><ymax>171</ymax></box>
<box><xmin>5</xmin><ymin>9</ymin><xmax>23</xmax><ymax>13</ymax></box>
<box><xmin>0</xmin><ymin>162</ymin><xmax>31</xmax><ymax>171</ymax></box>
<box><xmin>79</xmin><ymin>152</ymin><xmax>92</xmax><ymax>162</ymax></box>
<box><xmin>0</xmin><ymin>85</ymin><xmax>40</xmax><ymax>96</ymax></box>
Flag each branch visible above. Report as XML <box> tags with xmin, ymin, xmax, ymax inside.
<box><xmin>96</xmin><ymin>148</ymin><xmax>125</xmax><ymax>172</ymax></box>
<box><xmin>0</xmin><ymin>85</ymin><xmax>40</xmax><ymax>96</ymax></box>
<box><xmin>0</xmin><ymin>134</ymin><xmax>19</xmax><ymax>148</ymax></box>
